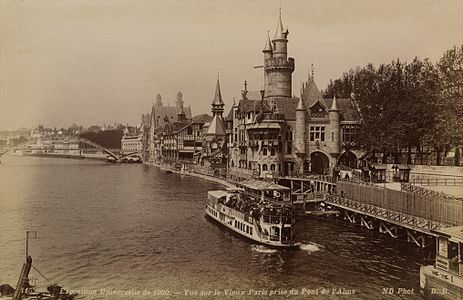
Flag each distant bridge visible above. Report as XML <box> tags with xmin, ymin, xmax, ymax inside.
<box><xmin>1</xmin><ymin>137</ymin><xmax>122</xmax><ymax>160</ymax></box>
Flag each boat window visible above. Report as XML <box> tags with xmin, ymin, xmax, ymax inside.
<box><xmin>438</xmin><ymin>237</ymin><xmax>448</xmax><ymax>257</ymax></box>
<box><xmin>448</xmin><ymin>241</ymin><xmax>458</xmax><ymax>261</ymax></box>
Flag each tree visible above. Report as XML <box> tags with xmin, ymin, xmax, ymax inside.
<box><xmin>422</xmin><ymin>45</ymin><xmax>463</xmax><ymax>165</ymax></box>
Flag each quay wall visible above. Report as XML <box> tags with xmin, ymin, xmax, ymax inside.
<box><xmin>336</xmin><ymin>181</ymin><xmax>463</xmax><ymax>226</ymax></box>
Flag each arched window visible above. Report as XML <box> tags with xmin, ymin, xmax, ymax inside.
<box><xmin>263</xmin><ymin>148</ymin><xmax>268</xmax><ymax>156</ymax></box>
<box><xmin>270</xmin><ymin>148</ymin><xmax>276</xmax><ymax>156</ymax></box>
<box><xmin>270</xmin><ymin>164</ymin><xmax>275</xmax><ymax>171</ymax></box>
<box><xmin>262</xmin><ymin>164</ymin><xmax>268</xmax><ymax>171</ymax></box>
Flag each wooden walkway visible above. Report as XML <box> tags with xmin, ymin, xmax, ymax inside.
<box><xmin>276</xmin><ymin>176</ymin><xmax>463</xmax><ymax>248</ymax></box>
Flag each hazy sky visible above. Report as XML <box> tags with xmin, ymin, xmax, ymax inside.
<box><xmin>1</xmin><ymin>0</ymin><xmax>462</xmax><ymax>130</ymax></box>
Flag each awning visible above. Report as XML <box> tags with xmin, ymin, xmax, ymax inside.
<box><xmin>371</xmin><ymin>164</ymin><xmax>387</xmax><ymax>170</ymax></box>
<box><xmin>396</xmin><ymin>164</ymin><xmax>411</xmax><ymax>170</ymax></box>
<box><xmin>246</xmin><ymin>122</ymin><xmax>282</xmax><ymax>130</ymax></box>
<box><xmin>237</xmin><ymin>179</ymin><xmax>290</xmax><ymax>191</ymax></box>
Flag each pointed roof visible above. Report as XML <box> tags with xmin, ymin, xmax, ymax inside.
<box><xmin>212</xmin><ymin>76</ymin><xmax>224</xmax><ymax>106</ymax></box>
<box><xmin>206</xmin><ymin>114</ymin><xmax>226</xmax><ymax>136</ymax></box>
<box><xmin>296</xmin><ymin>97</ymin><xmax>305</xmax><ymax>111</ymax></box>
<box><xmin>263</xmin><ymin>31</ymin><xmax>273</xmax><ymax>52</ymax></box>
<box><xmin>330</xmin><ymin>96</ymin><xmax>340</xmax><ymax>111</ymax></box>
<box><xmin>302</xmin><ymin>79</ymin><xmax>325</xmax><ymax>109</ymax></box>
<box><xmin>273</xmin><ymin>8</ymin><xmax>287</xmax><ymax>41</ymax></box>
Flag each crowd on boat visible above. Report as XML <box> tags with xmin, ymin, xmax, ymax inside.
<box><xmin>217</xmin><ymin>192</ymin><xmax>293</xmax><ymax>224</ymax></box>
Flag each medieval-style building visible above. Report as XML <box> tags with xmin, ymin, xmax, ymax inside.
<box><xmin>226</xmin><ymin>11</ymin><xmax>362</xmax><ymax>179</ymax></box>
<box><xmin>146</xmin><ymin>92</ymin><xmax>192</xmax><ymax>163</ymax></box>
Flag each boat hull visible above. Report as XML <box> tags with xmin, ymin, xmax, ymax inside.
<box><xmin>205</xmin><ymin>204</ymin><xmax>299</xmax><ymax>249</ymax></box>
<box><xmin>420</xmin><ymin>265</ymin><xmax>463</xmax><ymax>299</ymax></box>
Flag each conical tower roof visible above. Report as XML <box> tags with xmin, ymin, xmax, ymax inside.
<box><xmin>330</xmin><ymin>95</ymin><xmax>340</xmax><ymax>111</ymax></box>
<box><xmin>273</xmin><ymin>9</ymin><xmax>287</xmax><ymax>41</ymax></box>
<box><xmin>212</xmin><ymin>76</ymin><xmax>223</xmax><ymax>106</ymax></box>
<box><xmin>263</xmin><ymin>31</ymin><xmax>273</xmax><ymax>52</ymax></box>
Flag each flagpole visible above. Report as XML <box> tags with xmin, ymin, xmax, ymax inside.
<box><xmin>25</xmin><ymin>231</ymin><xmax>28</xmax><ymax>260</ymax></box>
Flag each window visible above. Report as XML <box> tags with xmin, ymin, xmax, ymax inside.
<box><xmin>262</xmin><ymin>164</ymin><xmax>268</xmax><ymax>171</ymax></box>
<box><xmin>331</xmin><ymin>132</ymin><xmax>334</xmax><ymax>142</ymax></box>
<box><xmin>310</xmin><ymin>126</ymin><xmax>325</xmax><ymax>141</ymax></box>
<box><xmin>286</xmin><ymin>142</ymin><xmax>292</xmax><ymax>154</ymax></box>
<box><xmin>342</xmin><ymin>125</ymin><xmax>359</xmax><ymax>144</ymax></box>
<box><xmin>263</xmin><ymin>148</ymin><xmax>268</xmax><ymax>156</ymax></box>
<box><xmin>187</xmin><ymin>127</ymin><xmax>193</xmax><ymax>135</ymax></box>
<box><xmin>270</xmin><ymin>164</ymin><xmax>275</xmax><ymax>171</ymax></box>
<box><xmin>271</xmin><ymin>148</ymin><xmax>276</xmax><ymax>156</ymax></box>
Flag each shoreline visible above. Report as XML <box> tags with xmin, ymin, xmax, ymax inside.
<box><xmin>145</xmin><ymin>162</ymin><xmax>236</xmax><ymax>189</ymax></box>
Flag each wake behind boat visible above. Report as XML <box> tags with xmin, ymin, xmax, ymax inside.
<box><xmin>205</xmin><ymin>180</ymin><xmax>300</xmax><ymax>248</ymax></box>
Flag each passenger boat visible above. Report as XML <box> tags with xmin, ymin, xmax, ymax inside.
<box><xmin>420</xmin><ymin>225</ymin><xmax>463</xmax><ymax>299</ymax></box>
<box><xmin>205</xmin><ymin>179</ymin><xmax>300</xmax><ymax>248</ymax></box>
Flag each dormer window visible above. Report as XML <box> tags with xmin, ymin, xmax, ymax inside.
<box><xmin>310</xmin><ymin>102</ymin><xmax>326</xmax><ymax>118</ymax></box>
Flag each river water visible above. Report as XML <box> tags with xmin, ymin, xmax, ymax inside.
<box><xmin>0</xmin><ymin>156</ymin><xmax>427</xmax><ymax>299</ymax></box>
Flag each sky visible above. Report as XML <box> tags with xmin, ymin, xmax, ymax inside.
<box><xmin>0</xmin><ymin>0</ymin><xmax>462</xmax><ymax>130</ymax></box>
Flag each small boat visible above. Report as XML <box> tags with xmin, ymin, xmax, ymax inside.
<box><xmin>420</xmin><ymin>225</ymin><xmax>463</xmax><ymax>299</ymax></box>
<box><xmin>0</xmin><ymin>231</ymin><xmax>77</xmax><ymax>299</ymax></box>
<box><xmin>205</xmin><ymin>179</ymin><xmax>300</xmax><ymax>249</ymax></box>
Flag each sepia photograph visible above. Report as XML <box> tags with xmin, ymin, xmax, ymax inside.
<box><xmin>0</xmin><ymin>0</ymin><xmax>462</xmax><ymax>299</ymax></box>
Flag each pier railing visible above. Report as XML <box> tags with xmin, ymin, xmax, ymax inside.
<box><xmin>335</xmin><ymin>181</ymin><xmax>463</xmax><ymax>226</ymax></box>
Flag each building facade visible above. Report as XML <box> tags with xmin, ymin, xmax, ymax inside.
<box><xmin>226</xmin><ymin>11</ymin><xmax>362</xmax><ymax>179</ymax></box>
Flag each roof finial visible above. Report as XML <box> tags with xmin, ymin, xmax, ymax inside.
<box><xmin>311</xmin><ymin>63</ymin><xmax>314</xmax><ymax>82</ymax></box>
<box><xmin>244</xmin><ymin>80</ymin><xmax>248</xmax><ymax>92</ymax></box>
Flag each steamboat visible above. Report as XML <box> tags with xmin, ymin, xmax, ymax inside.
<box><xmin>205</xmin><ymin>180</ymin><xmax>300</xmax><ymax>248</ymax></box>
<box><xmin>420</xmin><ymin>225</ymin><xmax>463</xmax><ymax>299</ymax></box>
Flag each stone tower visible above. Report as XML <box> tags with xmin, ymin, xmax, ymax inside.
<box><xmin>263</xmin><ymin>10</ymin><xmax>295</xmax><ymax>99</ymax></box>
<box><xmin>295</xmin><ymin>97</ymin><xmax>307</xmax><ymax>174</ymax></box>
<box><xmin>329</xmin><ymin>96</ymin><xmax>341</xmax><ymax>154</ymax></box>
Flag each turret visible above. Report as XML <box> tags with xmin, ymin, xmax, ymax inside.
<box><xmin>264</xmin><ymin>9</ymin><xmax>294</xmax><ymax>99</ymax></box>
<box><xmin>329</xmin><ymin>96</ymin><xmax>341</xmax><ymax>153</ymax></box>
<box><xmin>295</xmin><ymin>97</ymin><xmax>306</xmax><ymax>154</ymax></box>
<box><xmin>272</xmin><ymin>9</ymin><xmax>289</xmax><ymax>58</ymax></box>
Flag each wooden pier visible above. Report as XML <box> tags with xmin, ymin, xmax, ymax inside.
<box><xmin>276</xmin><ymin>176</ymin><xmax>463</xmax><ymax>248</ymax></box>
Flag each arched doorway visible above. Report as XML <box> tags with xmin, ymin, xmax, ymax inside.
<box><xmin>310</xmin><ymin>151</ymin><xmax>330</xmax><ymax>174</ymax></box>
<box><xmin>338</xmin><ymin>151</ymin><xmax>358</xmax><ymax>169</ymax></box>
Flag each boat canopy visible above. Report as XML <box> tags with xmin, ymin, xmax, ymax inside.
<box><xmin>208</xmin><ymin>190</ymin><xmax>229</xmax><ymax>199</ymax></box>
<box><xmin>237</xmin><ymin>179</ymin><xmax>290</xmax><ymax>191</ymax></box>
<box><xmin>432</xmin><ymin>225</ymin><xmax>463</xmax><ymax>243</ymax></box>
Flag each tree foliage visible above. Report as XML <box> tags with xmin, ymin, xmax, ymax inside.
<box><xmin>324</xmin><ymin>45</ymin><xmax>462</xmax><ymax>164</ymax></box>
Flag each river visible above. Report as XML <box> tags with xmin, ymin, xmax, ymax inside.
<box><xmin>0</xmin><ymin>156</ymin><xmax>427</xmax><ymax>299</ymax></box>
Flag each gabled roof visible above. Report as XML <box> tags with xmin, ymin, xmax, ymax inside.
<box><xmin>151</xmin><ymin>106</ymin><xmax>192</xmax><ymax>128</ymax></box>
<box><xmin>273</xmin><ymin>97</ymin><xmax>299</xmax><ymax>120</ymax></box>
<box><xmin>224</xmin><ymin>108</ymin><xmax>234</xmax><ymax>121</ymax></box>
<box><xmin>302</xmin><ymin>80</ymin><xmax>325</xmax><ymax>109</ymax></box>
<box><xmin>192</xmin><ymin>114</ymin><xmax>213</xmax><ymax>124</ymax></box>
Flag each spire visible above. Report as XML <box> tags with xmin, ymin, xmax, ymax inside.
<box><xmin>311</xmin><ymin>63</ymin><xmax>315</xmax><ymax>82</ymax></box>
<box><xmin>296</xmin><ymin>97</ymin><xmax>305</xmax><ymax>111</ymax></box>
<box><xmin>330</xmin><ymin>95</ymin><xmax>340</xmax><ymax>111</ymax></box>
<box><xmin>263</xmin><ymin>30</ymin><xmax>273</xmax><ymax>52</ymax></box>
<box><xmin>212</xmin><ymin>74</ymin><xmax>223</xmax><ymax>106</ymax></box>
<box><xmin>273</xmin><ymin>8</ymin><xmax>287</xmax><ymax>40</ymax></box>
<box><xmin>211</xmin><ymin>74</ymin><xmax>225</xmax><ymax>117</ymax></box>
